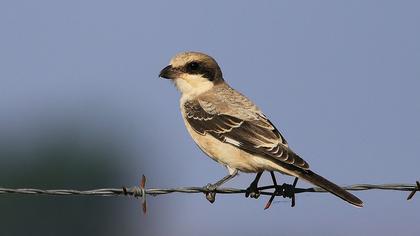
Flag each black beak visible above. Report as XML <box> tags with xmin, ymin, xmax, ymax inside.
<box><xmin>159</xmin><ymin>65</ymin><xmax>177</xmax><ymax>79</ymax></box>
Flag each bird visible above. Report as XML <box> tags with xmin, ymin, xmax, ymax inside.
<box><xmin>159</xmin><ymin>51</ymin><xmax>363</xmax><ymax>207</ymax></box>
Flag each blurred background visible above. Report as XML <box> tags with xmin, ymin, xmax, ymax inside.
<box><xmin>1</xmin><ymin>0</ymin><xmax>419</xmax><ymax>235</ymax></box>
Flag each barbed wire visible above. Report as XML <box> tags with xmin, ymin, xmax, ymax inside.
<box><xmin>1</xmin><ymin>175</ymin><xmax>418</xmax><ymax>213</ymax></box>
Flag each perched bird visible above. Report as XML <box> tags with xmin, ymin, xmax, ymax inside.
<box><xmin>159</xmin><ymin>51</ymin><xmax>363</xmax><ymax>207</ymax></box>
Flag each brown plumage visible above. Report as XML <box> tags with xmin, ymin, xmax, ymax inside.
<box><xmin>159</xmin><ymin>51</ymin><xmax>363</xmax><ymax>207</ymax></box>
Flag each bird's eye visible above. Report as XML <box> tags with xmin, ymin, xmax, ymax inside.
<box><xmin>187</xmin><ymin>61</ymin><xmax>200</xmax><ymax>71</ymax></box>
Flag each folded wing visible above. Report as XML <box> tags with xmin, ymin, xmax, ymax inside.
<box><xmin>184</xmin><ymin>100</ymin><xmax>309</xmax><ymax>169</ymax></box>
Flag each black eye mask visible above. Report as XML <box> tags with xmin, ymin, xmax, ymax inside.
<box><xmin>185</xmin><ymin>61</ymin><xmax>216</xmax><ymax>81</ymax></box>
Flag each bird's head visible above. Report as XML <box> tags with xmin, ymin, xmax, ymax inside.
<box><xmin>159</xmin><ymin>52</ymin><xmax>224</xmax><ymax>96</ymax></box>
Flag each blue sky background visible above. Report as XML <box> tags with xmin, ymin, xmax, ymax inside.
<box><xmin>1</xmin><ymin>1</ymin><xmax>419</xmax><ymax>235</ymax></box>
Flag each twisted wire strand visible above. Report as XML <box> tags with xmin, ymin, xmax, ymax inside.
<box><xmin>0</xmin><ymin>183</ymin><xmax>417</xmax><ymax>197</ymax></box>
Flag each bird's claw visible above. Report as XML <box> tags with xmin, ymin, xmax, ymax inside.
<box><xmin>248</xmin><ymin>191</ymin><xmax>260</xmax><ymax>199</ymax></box>
<box><xmin>245</xmin><ymin>183</ymin><xmax>260</xmax><ymax>199</ymax></box>
<box><xmin>204</xmin><ymin>183</ymin><xmax>217</xmax><ymax>203</ymax></box>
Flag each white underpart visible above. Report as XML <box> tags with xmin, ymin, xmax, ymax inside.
<box><xmin>174</xmin><ymin>74</ymin><xmax>214</xmax><ymax>100</ymax></box>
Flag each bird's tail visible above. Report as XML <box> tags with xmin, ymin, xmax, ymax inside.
<box><xmin>297</xmin><ymin>170</ymin><xmax>363</xmax><ymax>208</ymax></box>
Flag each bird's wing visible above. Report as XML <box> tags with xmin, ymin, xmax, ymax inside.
<box><xmin>184</xmin><ymin>98</ymin><xmax>309</xmax><ymax>170</ymax></box>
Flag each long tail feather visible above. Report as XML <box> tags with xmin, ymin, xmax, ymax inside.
<box><xmin>297</xmin><ymin>170</ymin><xmax>363</xmax><ymax>207</ymax></box>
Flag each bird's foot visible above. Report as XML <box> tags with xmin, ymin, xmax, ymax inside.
<box><xmin>203</xmin><ymin>183</ymin><xmax>217</xmax><ymax>203</ymax></box>
<box><xmin>245</xmin><ymin>182</ymin><xmax>260</xmax><ymax>199</ymax></box>
<box><xmin>202</xmin><ymin>173</ymin><xmax>238</xmax><ymax>204</ymax></box>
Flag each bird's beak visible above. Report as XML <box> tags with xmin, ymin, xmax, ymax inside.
<box><xmin>159</xmin><ymin>65</ymin><xmax>178</xmax><ymax>80</ymax></box>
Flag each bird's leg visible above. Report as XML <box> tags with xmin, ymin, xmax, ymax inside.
<box><xmin>264</xmin><ymin>171</ymin><xmax>280</xmax><ymax>209</ymax></box>
<box><xmin>204</xmin><ymin>170</ymin><xmax>238</xmax><ymax>203</ymax></box>
<box><xmin>245</xmin><ymin>172</ymin><xmax>263</xmax><ymax>199</ymax></box>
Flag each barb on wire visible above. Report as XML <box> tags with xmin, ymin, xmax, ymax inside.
<box><xmin>0</xmin><ymin>176</ymin><xmax>418</xmax><ymax>211</ymax></box>
<box><xmin>407</xmin><ymin>181</ymin><xmax>420</xmax><ymax>200</ymax></box>
<box><xmin>122</xmin><ymin>175</ymin><xmax>147</xmax><ymax>214</ymax></box>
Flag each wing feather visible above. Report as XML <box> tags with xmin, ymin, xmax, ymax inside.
<box><xmin>184</xmin><ymin>100</ymin><xmax>309</xmax><ymax>169</ymax></box>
